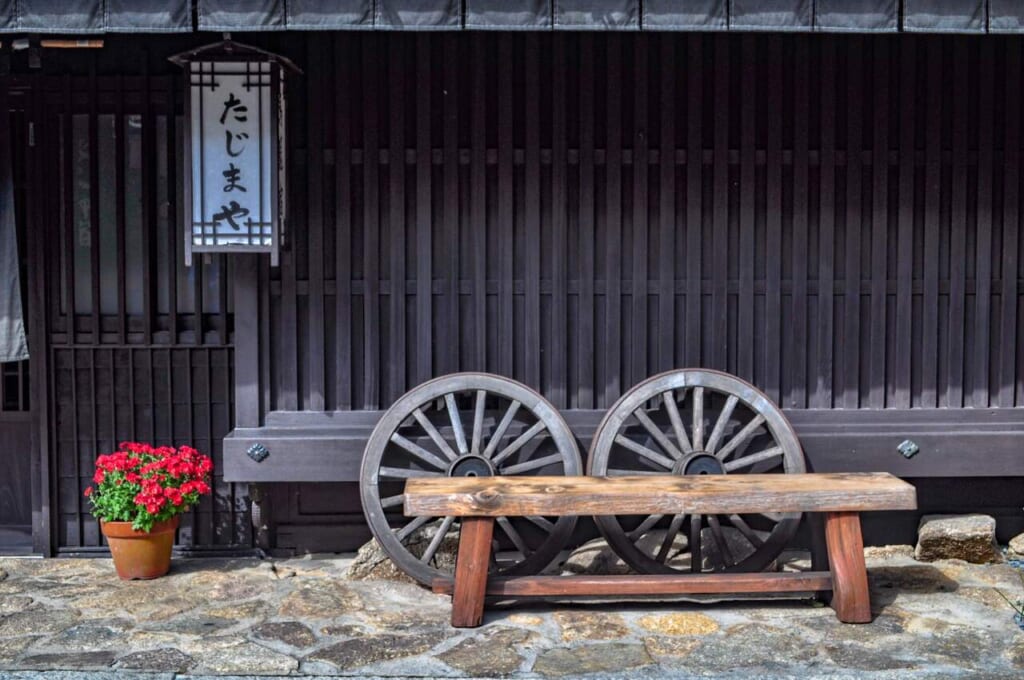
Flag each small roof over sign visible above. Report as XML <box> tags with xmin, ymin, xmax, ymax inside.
<box><xmin>168</xmin><ymin>39</ymin><xmax>302</xmax><ymax>75</ymax></box>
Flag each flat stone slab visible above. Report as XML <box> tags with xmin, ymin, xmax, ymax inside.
<box><xmin>0</xmin><ymin>549</ymin><xmax>1023</xmax><ymax>678</ymax></box>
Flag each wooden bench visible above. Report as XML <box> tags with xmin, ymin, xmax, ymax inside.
<box><xmin>404</xmin><ymin>472</ymin><xmax>917</xmax><ymax>627</ymax></box>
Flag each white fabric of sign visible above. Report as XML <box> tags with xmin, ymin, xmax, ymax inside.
<box><xmin>190</xmin><ymin>61</ymin><xmax>273</xmax><ymax>248</ymax></box>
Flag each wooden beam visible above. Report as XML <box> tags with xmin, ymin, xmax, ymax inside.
<box><xmin>433</xmin><ymin>571</ymin><xmax>834</xmax><ymax>598</ymax></box>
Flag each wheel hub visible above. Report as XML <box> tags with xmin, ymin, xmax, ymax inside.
<box><xmin>448</xmin><ymin>455</ymin><xmax>495</xmax><ymax>477</ymax></box>
<box><xmin>675</xmin><ymin>452</ymin><xmax>725</xmax><ymax>476</ymax></box>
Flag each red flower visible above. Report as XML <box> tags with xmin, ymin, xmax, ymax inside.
<box><xmin>84</xmin><ymin>486</ymin><xmax>92</xmax><ymax>497</ymax></box>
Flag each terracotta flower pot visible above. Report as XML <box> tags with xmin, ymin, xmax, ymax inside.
<box><xmin>100</xmin><ymin>516</ymin><xmax>179</xmax><ymax>580</ymax></box>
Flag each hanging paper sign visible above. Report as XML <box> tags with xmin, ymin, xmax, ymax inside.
<box><xmin>173</xmin><ymin>42</ymin><xmax>299</xmax><ymax>267</ymax></box>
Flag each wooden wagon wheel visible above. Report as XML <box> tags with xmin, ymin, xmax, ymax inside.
<box><xmin>587</xmin><ymin>369</ymin><xmax>806</xmax><ymax>574</ymax></box>
<box><xmin>360</xmin><ymin>373</ymin><xmax>583</xmax><ymax>586</ymax></box>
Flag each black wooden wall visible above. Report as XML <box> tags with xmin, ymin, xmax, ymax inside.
<box><xmin>11</xmin><ymin>31</ymin><xmax>1024</xmax><ymax>554</ymax></box>
<box><xmin>228</xmin><ymin>32</ymin><xmax>1024</xmax><ymax>550</ymax></box>
<box><xmin>260</xmin><ymin>33</ymin><xmax>1024</xmax><ymax>418</ymax></box>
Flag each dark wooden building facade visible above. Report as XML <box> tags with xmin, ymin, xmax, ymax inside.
<box><xmin>3</xmin><ymin>2</ymin><xmax>1024</xmax><ymax>556</ymax></box>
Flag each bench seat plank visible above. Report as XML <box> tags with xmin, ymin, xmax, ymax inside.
<box><xmin>404</xmin><ymin>472</ymin><xmax>916</xmax><ymax>517</ymax></box>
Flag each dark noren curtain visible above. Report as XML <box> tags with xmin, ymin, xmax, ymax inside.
<box><xmin>0</xmin><ymin>85</ymin><xmax>28</xmax><ymax>363</ymax></box>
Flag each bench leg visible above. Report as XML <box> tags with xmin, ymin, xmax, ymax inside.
<box><xmin>824</xmin><ymin>511</ymin><xmax>871</xmax><ymax>623</ymax></box>
<box><xmin>451</xmin><ymin>516</ymin><xmax>494</xmax><ymax>628</ymax></box>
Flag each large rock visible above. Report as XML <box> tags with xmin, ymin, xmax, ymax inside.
<box><xmin>915</xmin><ymin>514</ymin><xmax>1003</xmax><ymax>564</ymax></box>
<box><xmin>1008</xmin><ymin>532</ymin><xmax>1024</xmax><ymax>559</ymax></box>
<box><xmin>346</xmin><ymin>522</ymin><xmax>459</xmax><ymax>583</ymax></box>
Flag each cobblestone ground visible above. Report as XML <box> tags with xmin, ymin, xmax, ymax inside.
<box><xmin>1</xmin><ymin>548</ymin><xmax>1023</xmax><ymax>678</ymax></box>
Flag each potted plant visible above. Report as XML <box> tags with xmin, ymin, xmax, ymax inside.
<box><xmin>84</xmin><ymin>442</ymin><xmax>213</xmax><ymax>579</ymax></box>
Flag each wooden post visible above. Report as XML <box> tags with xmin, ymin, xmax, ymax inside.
<box><xmin>824</xmin><ymin>511</ymin><xmax>871</xmax><ymax>623</ymax></box>
<box><xmin>451</xmin><ymin>516</ymin><xmax>494</xmax><ymax>628</ymax></box>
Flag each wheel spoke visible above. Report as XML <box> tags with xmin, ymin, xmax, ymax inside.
<box><xmin>723</xmin><ymin>445</ymin><xmax>784</xmax><ymax>472</ymax></box>
<box><xmin>501</xmin><ymin>452</ymin><xmax>563</xmax><ymax>475</ymax></box>
<box><xmin>688</xmin><ymin>514</ymin><xmax>702</xmax><ymax>573</ymax></box>
<box><xmin>379</xmin><ymin>466</ymin><xmax>443</xmax><ymax>480</ymax></box>
<box><xmin>445</xmin><ymin>393</ymin><xmax>470</xmax><ymax>456</ymax></box>
<box><xmin>471</xmin><ymin>390</ymin><xmax>487</xmax><ymax>455</ymax></box>
<box><xmin>613</xmin><ymin>434</ymin><xmax>676</xmax><ymax>470</ymax></box>
<box><xmin>524</xmin><ymin>515</ymin><xmax>556</xmax><ymax>533</ymax></box>
<box><xmin>705</xmin><ymin>395</ymin><xmax>739</xmax><ymax>454</ymax></box>
<box><xmin>497</xmin><ymin>517</ymin><xmax>531</xmax><ymax>557</ymax></box>
<box><xmin>395</xmin><ymin>515</ymin><xmax>433</xmax><ymax>542</ymax></box>
<box><xmin>627</xmin><ymin>514</ymin><xmax>665</xmax><ymax>541</ymax></box>
<box><xmin>492</xmin><ymin>420</ymin><xmax>547</xmax><ymax>466</ymax></box>
<box><xmin>691</xmin><ymin>387</ymin><xmax>705</xmax><ymax>451</ymax></box>
<box><xmin>656</xmin><ymin>514</ymin><xmax>687</xmax><ymax>563</ymax></box>
<box><xmin>714</xmin><ymin>413</ymin><xmax>766</xmax><ymax>461</ymax></box>
<box><xmin>482</xmin><ymin>399</ymin><xmax>521</xmax><ymax>458</ymax></box>
<box><xmin>634</xmin><ymin>408</ymin><xmax>684</xmax><ymax>460</ymax></box>
<box><xmin>707</xmin><ymin>515</ymin><xmax>735</xmax><ymax>567</ymax></box>
<box><xmin>663</xmin><ymin>389</ymin><xmax>693</xmax><ymax>452</ymax></box>
<box><xmin>380</xmin><ymin>493</ymin><xmax>406</xmax><ymax>509</ymax></box>
<box><xmin>728</xmin><ymin>514</ymin><xmax>765</xmax><ymax>548</ymax></box>
<box><xmin>420</xmin><ymin>516</ymin><xmax>455</xmax><ymax>564</ymax></box>
<box><xmin>412</xmin><ymin>408</ymin><xmax>459</xmax><ymax>461</ymax></box>
<box><xmin>390</xmin><ymin>433</ymin><xmax>450</xmax><ymax>471</ymax></box>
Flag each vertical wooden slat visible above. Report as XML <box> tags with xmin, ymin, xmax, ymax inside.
<box><xmin>442</xmin><ymin>35</ymin><xmax>460</xmax><ymax>375</ymax></box>
<box><xmin>88</xmin><ymin>60</ymin><xmax>101</xmax><ymax>344</ymax></box>
<box><xmin>115</xmin><ymin>76</ymin><xmax>127</xmax><ymax>344</ymax></box>
<box><xmin>685</xmin><ymin>35</ymin><xmax>704</xmax><ymax>369</ymax></box>
<box><xmin>31</xmin><ymin>79</ymin><xmax>54</xmax><ymax>553</ymax></box>
<box><xmin>947</xmin><ymin>39</ymin><xmax>968</xmax><ymax>409</ymax></box>
<box><xmin>737</xmin><ymin>35</ymin><xmax>756</xmax><ymax>382</ymax></box>
<box><xmin>604</xmin><ymin>35</ymin><xmax>623</xmax><ymax>405</ymax></box>
<box><xmin>470</xmin><ymin>35</ymin><xmax>487</xmax><ymax>373</ymax></box>
<box><xmin>525</xmin><ymin>34</ymin><xmax>542</xmax><ymax>390</ymax></box>
<box><xmin>497</xmin><ymin>35</ymin><xmax>514</xmax><ymax>380</ymax></box>
<box><xmin>816</xmin><ymin>39</ymin><xmax>836</xmax><ymax>409</ymax></box>
<box><xmin>165</xmin><ymin>73</ymin><xmax>178</xmax><ymax>344</ymax></box>
<box><xmin>388</xmin><ymin>37</ymin><xmax>406</xmax><ymax>401</ymax></box>
<box><xmin>62</xmin><ymin>75</ymin><xmax>75</xmax><ymax>345</ymax></box>
<box><xmin>791</xmin><ymin>37</ymin><xmax>809</xmax><ymax>408</ymax></box>
<box><xmin>335</xmin><ymin>38</ymin><xmax>353</xmax><ymax>409</ymax></box>
<box><xmin>70</xmin><ymin>350</ymin><xmax>81</xmax><ymax>546</ymax></box>
<box><xmin>999</xmin><ymin>41</ymin><xmax>1021</xmax><ymax>407</ymax></box>
<box><xmin>657</xmin><ymin>35</ymin><xmax>675</xmax><ymax>375</ymax></box>
<box><xmin>894</xmin><ymin>38</ymin><xmax>915</xmax><ymax>410</ymax></box>
<box><xmin>629</xmin><ymin>36</ymin><xmax>648</xmax><ymax>392</ymax></box>
<box><xmin>921</xmin><ymin>40</ymin><xmax>942</xmax><ymax>408</ymax></box>
<box><xmin>578</xmin><ymin>34</ymin><xmax>596</xmax><ymax>407</ymax></box>
<box><xmin>415</xmin><ymin>35</ymin><xmax>433</xmax><ymax>385</ymax></box>
<box><xmin>972</xmin><ymin>40</ymin><xmax>993</xmax><ymax>409</ymax></box>
<box><xmin>711</xmin><ymin>35</ymin><xmax>729</xmax><ymax>373</ymax></box>
<box><xmin>842</xmin><ymin>37</ymin><xmax>863</xmax><ymax>409</ymax></box>
<box><xmin>235</xmin><ymin>256</ymin><xmax>260</xmax><ymax>427</ymax></box>
<box><xmin>308</xmin><ymin>37</ymin><xmax>326</xmax><ymax>411</ymax></box>
<box><xmin>764</xmin><ymin>37</ymin><xmax>783</xmax><ymax>404</ymax></box>
<box><xmin>552</xmin><ymin>37</ymin><xmax>569</xmax><ymax>407</ymax></box>
<box><xmin>868</xmin><ymin>40</ymin><xmax>889</xmax><ymax>409</ymax></box>
<box><xmin>141</xmin><ymin>59</ymin><xmax>155</xmax><ymax>346</ymax></box>
<box><xmin>363</xmin><ymin>35</ymin><xmax>381</xmax><ymax>409</ymax></box>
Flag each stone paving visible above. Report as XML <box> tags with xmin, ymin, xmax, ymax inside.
<box><xmin>1</xmin><ymin>547</ymin><xmax>1023</xmax><ymax>678</ymax></box>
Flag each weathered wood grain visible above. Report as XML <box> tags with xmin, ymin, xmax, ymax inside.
<box><xmin>825</xmin><ymin>511</ymin><xmax>871</xmax><ymax>623</ymax></box>
<box><xmin>404</xmin><ymin>473</ymin><xmax>917</xmax><ymax>517</ymax></box>
<box><xmin>450</xmin><ymin>516</ymin><xmax>494</xmax><ymax>627</ymax></box>
<box><xmin>433</xmin><ymin>571</ymin><xmax>834</xmax><ymax>597</ymax></box>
